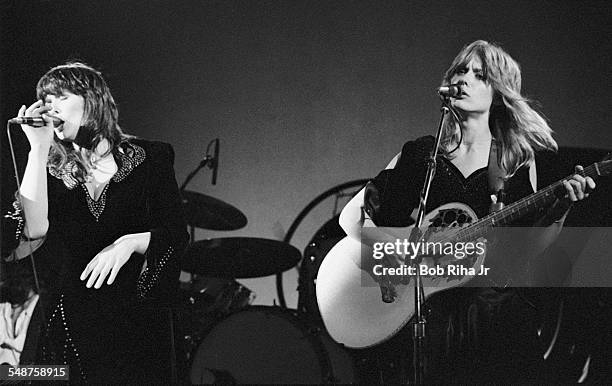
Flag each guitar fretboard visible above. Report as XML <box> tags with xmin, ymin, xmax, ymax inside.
<box><xmin>453</xmin><ymin>161</ymin><xmax>604</xmax><ymax>242</ymax></box>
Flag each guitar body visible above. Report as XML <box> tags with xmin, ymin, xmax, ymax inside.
<box><xmin>316</xmin><ymin>203</ymin><xmax>487</xmax><ymax>348</ymax></box>
<box><xmin>316</xmin><ymin>156</ymin><xmax>611</xmax><ymax>348</ymax></box>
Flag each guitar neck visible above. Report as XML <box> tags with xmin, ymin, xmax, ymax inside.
<box><xmin>455</xmin><ymin>162</ymin><xmax>603</xmax><ymax>241</ymax></box>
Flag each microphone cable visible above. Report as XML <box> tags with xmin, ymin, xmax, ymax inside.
<box><xmin>4</xmin><ymin>122</ymin><xmax>45</xmax><ymax>322</ymax></box>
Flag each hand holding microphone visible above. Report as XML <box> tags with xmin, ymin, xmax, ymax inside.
<box><xmin>13</xmin><ymin>101</ymin><xmax>57</xmax><ymax>148</ymax></box>
<box><xmin>10</xmin><ymin>116</ymin><xmax>64</xmax><ymax>127</ymax></box>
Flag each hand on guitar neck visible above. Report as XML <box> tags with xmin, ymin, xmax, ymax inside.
<box><xmin>535</xmin><ymin>164</ymin><xmax>596</xmax><ymax>226</ymax></box>
<box><xmin>321</xmin><ymin>157</ymin><xmax>610</xmax><ymax>348</ymax></box>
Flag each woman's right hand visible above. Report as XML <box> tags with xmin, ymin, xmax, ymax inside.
<box><xmin>18</xmin><ymin>100</ymin><xmax>55</xmax><ymax>149</ymax></box>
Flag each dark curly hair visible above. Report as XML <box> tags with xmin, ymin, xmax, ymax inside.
<box><xmin>36</xmin><ymin>62</ymin><xmax>131</xmax><ymax>181</ymax></box>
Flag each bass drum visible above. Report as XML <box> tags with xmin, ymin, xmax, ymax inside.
<box><xmin>298</xmin><ymin>215</ymin><xmax>345</xmax><ymax>321</ymax></box>
<box><xmin>190</xmin><ymin>306</ymin><xmax>356</xmax><ymax>384</ymax></box>
<box><xmin>178</xmin><ymin>276</ymin><xmax>254</xmax><ymax>349</ymax></box>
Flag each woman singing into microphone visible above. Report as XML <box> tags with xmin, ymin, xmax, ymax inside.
<box><xmin>339</xmin><ymin>40</ymin><xmax>595</xmax><ymax>382</ymax></box>
<box><xmin>12</xmin><ymin>62</ymin><xmax>188</xmax><ymax>383</ymax></box>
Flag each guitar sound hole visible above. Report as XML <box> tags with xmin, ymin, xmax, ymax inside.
<box><xmin>457</xmin><ymin>213</ymin><xmax>467</xmax><ymax>224</ymax></box>
<box><xmin>443</xmin><ymin>211</ymin><xmax>456</xmax><ymax>224</ymax></box>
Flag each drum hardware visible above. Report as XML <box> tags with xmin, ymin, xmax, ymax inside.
<box><xmin>299</xmin><ymin>215</ymin><xmax>346</xmax><ymax>321</ymax></box>
<box><xmin>178</xmin><ymin>276</ymin><xmax>255</xmax><ymax>361</ymax></box>
<box><xmin>189</xmin><ymin>306</ymin><xmax>356</xmax><ymax>384</ymax></box>
<box><xmin>178</xmin><ymin>138</ymin><xmax>246</xmax><ymax>233</ymax></box>
<box><xmin>180</xmin><ymin>237</ymin><xmax>301</xmax><ymax>278</ymax></box>
<box><xmin>172</xmin><ymin>173</ymin><xmax>363</xmax><ymax>382</ymax></box>
<box><xmin>280</xmin><ymin>179</ymin><xmax>369</xmax><ymax>309</ymax></box>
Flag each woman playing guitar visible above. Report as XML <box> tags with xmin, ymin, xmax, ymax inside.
<box><xmin>337</xmin><ymin>40</ymin><xmax>595</xmax><ymax>383</ymax></box>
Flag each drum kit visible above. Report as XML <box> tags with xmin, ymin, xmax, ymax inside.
<box><xmin>176</xmin><ymin>164</ymin><xmax>611</xmax><ymax>384</ymax></box>
<box><xmin>176</xmin><ymin>189</ymin><xmax>357</xmax><ymax>384</ymax></box>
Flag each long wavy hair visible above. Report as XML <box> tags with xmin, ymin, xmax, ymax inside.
<box><xmin>439</xmin><ymin>40</ymin><xmax>557</xmax><ymax>177</ymax></box>
<box><xmin>36</xmin><ymin>62</ymin><xmax>130</xmax><ymax>182</ymax></box>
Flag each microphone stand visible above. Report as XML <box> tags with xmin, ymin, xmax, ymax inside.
<box><xmin>180</xmin><ymin>156</ymin><xmax>213</xmax><ymax>243</ymax></box>
<box><xmin>177</xmin><ymin>144</ymin><xmax>217</xmax><ymax>364</ymax></box>
<box><xmin>180</xmin><ymin>156</ymin><xmax>213</xmax><ymax>191</ymax></box>
<box><xmin>409</xmin><ymin>95</ymin><xmax>457</xmax><ymax>384</ymax></box>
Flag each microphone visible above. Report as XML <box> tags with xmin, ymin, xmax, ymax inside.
<box><xmin>211</xmin><ymin>138</ymin><xmax>219</xmax><ymax>185</ymax></box>
<box><xmin>437</xmin><ymin>83</ymin><xmax>463</xmax><ymax>98</ymax></box>
<box><xmin>8</xmin><ymin>116</ymin><xmax>63</xmax><ymax>127</ymax></box>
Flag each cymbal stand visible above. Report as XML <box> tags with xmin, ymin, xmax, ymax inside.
<box><xmin>181</xmin><ymin>159</ymin><xmax>211</xmax><ymax>244</ymax></box>
<box><xmin>180</xmin><ymin>147</ymin><xmax>218</xmax><ymax>293</ymax></box>
<box><xmin>180</xmin><ymin>156</ymin><xmax>214</xmax><ymax>192</ymax></box>
<box><xmin>180</xmin><ymin>138</ymin><xmax>219</xmax><ymax>244</ymax></box>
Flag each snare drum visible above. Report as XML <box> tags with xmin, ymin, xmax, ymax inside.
<box><xmin>190</xmin><ymin>306</ymin><xmax>356</xmax><ymax>384</ymax></box>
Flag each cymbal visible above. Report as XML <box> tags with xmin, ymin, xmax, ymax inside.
<box><xmin>181</xmin><ymin>237</ymin><xmax>302</xmax><ymax>278</ymax></box>
<box><xmin>180</xmin><ymin>190</ymin><xmax>247</xmax><ymax>230</ymax></box>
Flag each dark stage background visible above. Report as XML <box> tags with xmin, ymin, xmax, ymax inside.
<box><xmin>2</xmin><ymin>0</ymin><xmax>611</xmax><ymax>307</ymax></box>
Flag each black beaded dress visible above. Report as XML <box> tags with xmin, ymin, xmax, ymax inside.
<box><xmin>9</xmin><ymin>138</ymin><xmax>188</xmax><ymax>383</ymax></box>
<box><xmin>366</xmin><ymin>136</ymin><xmax>545</xmax><ymax>383</ymax></box>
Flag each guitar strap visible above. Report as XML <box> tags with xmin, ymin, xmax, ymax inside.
<box><xmin>488</xmin><ymin>139</ymin><xmax>507</xmax><ymax>209</ymax></box>
<box><xmin>487</xmin><ymin>140</ymin><xmax>537</xmax><ymax>289</ymax></box>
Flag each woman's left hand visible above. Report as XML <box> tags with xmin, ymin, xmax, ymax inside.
<box><xmin>81</xmin><ymin>232</ymin><xmax>151</xmax><ymax>288</ymax></box>
<box><xmin>562</xmin><ymin>165</ymin><xmax>596</xmax><ymax>202</ymax></box>
<box><xmin>540</xmin><ymin>165</ymin><xmax>596</xmax><ymax>225</ymax></box>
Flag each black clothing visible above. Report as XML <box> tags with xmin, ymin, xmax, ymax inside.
<box><xmin>367</xmin><ymin>136</ymin><xmax>535</xmax><ymax>227</ymax></box>
<box><xmin>366</xmin><ymin>136</ymin><xmax>544</xmax><ymax>383</ymax></box>
<box><xmin>11</xmin><ymin>138</ymin><xmax>188</xmax><ymax>383</ymax></box>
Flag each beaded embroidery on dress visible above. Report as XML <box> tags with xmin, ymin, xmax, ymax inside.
<box><xmin>35</xmin><ymin>139</ymin><xmax>187</xmax><ymax>383</ymax></box>
<box><xmin>48</xmin><ymin>142</ymin><xmax>146</xmax><ymax>186</ymax></box>
<box><xmin>3</xmin><ymin>200</ymin><xmax>25</xmax><ymax>243</ymax></box>
<box><xmin>48</xmin><ymin>161</ymin><xmax>80</xmax><ymax>190</ymax></box>
<box><xmin>137</xmin><ymin>246</ymin><xmax>174</xmax><ymax>299</ymax></box>
<box><xmin>49</xmin><ymin>142</ymin><xmax>147</xmax><ymax>220</ymax></box>
<box><xmin>81</xmin><ymin>184</ymin><xmax>110</xmax><ymax>221</ymax></box>
<box><xmin>41</xmin><ymin>294</ymin><xmax>86</xmax><ymax>382</ymax></box>
<box><xmin>112</xmin><ymin>143</ymin><xmax>146</xmax><ymax>183</ymax></box>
